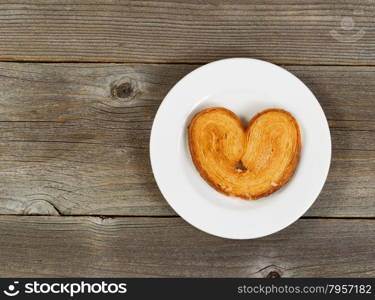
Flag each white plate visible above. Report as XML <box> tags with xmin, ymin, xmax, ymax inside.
<box><xmin>150</xmin><ymin>58</ymin><xmax>331</xmax><ymax>239</ymax></box>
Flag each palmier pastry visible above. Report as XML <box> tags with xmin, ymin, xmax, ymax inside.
<box><xmin>188</xmin><ymin>108</ymin><xmax>301</xmax><ymax>200</ymax></box>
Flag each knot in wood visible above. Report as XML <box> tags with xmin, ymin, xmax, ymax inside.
<box><xmin>266</xmin><ymin>271</ymin><xmax>281</xmax><ymax>278</ymax></box>
<box><xmin>111</xmin><ymin>82</ymin><xmax>134</xmax><ymax>99</ymax></box>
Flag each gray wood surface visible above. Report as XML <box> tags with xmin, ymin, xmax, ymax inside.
<box><xmin>0</xmin><ymin>0</ymin><xmax>374</xmax><ymax>278</ymax></box>
<box><xmin>0</xmin><ymin>1</ymin><xmax>374</xmax><ymax>64</ymax></box>
<box><xmin>0</xmin><ymin>63</ymin><xmax>374</xmax><ymax>217</ymax></box>
<box><xmin>1</xmin><ymin>216</ymin><xmax>374</xmax><ymax>277</ymax></box>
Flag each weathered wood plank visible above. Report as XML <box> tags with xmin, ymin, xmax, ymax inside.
<box><xmin>0</xmin><ymin>63</ymin><xmax>374</xmax><ymax>216</ymax></box>
<box><xmin>0</xmin><ymin>216</ymin><xmax>374</xmax><ymax>277</ymax></box>
<box><xmin>0</xmin><ymin>1</ymin><xmax>374</xmax><ymax>64</ymax></box>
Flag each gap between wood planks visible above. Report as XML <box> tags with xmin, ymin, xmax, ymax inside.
<box><xmin>1</xmin><ymin>59</ymin><xmax>375</xmax><ymax>67</ymax></box>
<box><xmin>0</xmin><ymin>214</ymin><xmax>375</xmax><ymax>220</ymax></box>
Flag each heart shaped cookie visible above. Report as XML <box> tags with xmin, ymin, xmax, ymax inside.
<box><xmin>188</xmin><ymin>108</ymin><xmax>301</xmax><ymax>199</ymax></box>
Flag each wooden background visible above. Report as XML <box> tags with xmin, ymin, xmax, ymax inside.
<box><xmin>0</xmin><ymin>0</ymin><xmax>374</xmax><ymax>277</ymax></box>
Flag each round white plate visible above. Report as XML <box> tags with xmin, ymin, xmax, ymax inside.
<box><xmin>150</xmin><ymin>58</ymin><xmax>331</xmax><ymax>239</ymax></box>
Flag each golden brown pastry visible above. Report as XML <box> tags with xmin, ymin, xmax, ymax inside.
<box><xmin>188</xmin><ymin>107</ymin><xmax>301</xmax><ymax>199</ymax></box>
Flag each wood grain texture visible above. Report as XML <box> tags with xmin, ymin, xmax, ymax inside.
<box><xmin>0</xmin><ymin>0</ymin><xmax>374</xmax><ymax>64</ymax></box>
<box><xmin>0</xmin><ymin>63</ymin><xmax>374</xmax><ymax>216</ymax></box>
<box><xmin>0</xmin><ymin>216</ymin><xmax>375</xmax><ymax>277</ymax></box>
